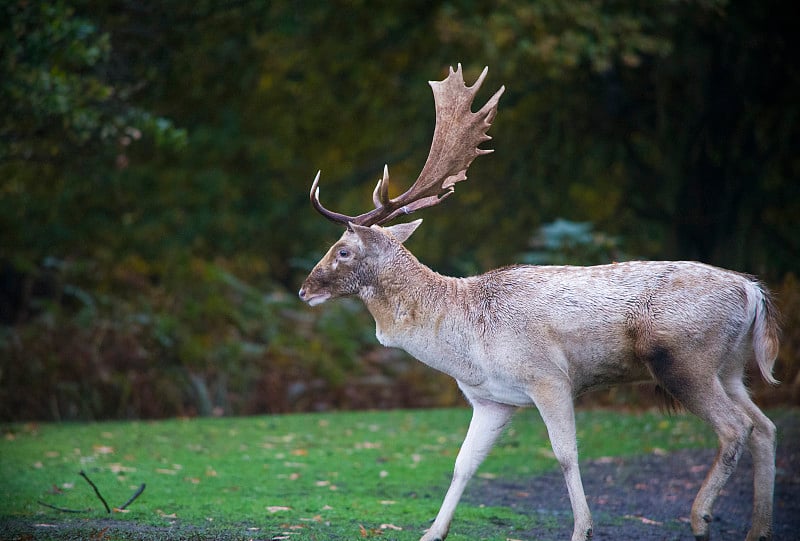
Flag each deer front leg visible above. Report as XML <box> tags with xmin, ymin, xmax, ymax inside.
<box><xmin>420</xmin><ymin>398</ymin><xmax>516</xmax><ymax>541</ymax></box>
<box><xmin>529</xmin><ymin>378</ymin><xmax>593</xmax><ymax>541</ymax></box>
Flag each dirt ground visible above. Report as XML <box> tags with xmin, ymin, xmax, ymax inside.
<box><xmin>467</xmin><ymin>412</ymin><xmax>800</xmax><ymax>540</ymax></box>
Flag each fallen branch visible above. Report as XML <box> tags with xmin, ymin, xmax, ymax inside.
<box><xmin>118</xmin><ymin>483</ymin><xmax>146</xmax><ymax>510</ymax></box>
<box><xmin>40</xmin><ymin>471</ymin><xmax>146</xmax><ymax>514</ymax></box>
<box><xmin>79</xmin><ymin>470</ymin><xmax>111</xmax><ymax>514</ymax></box>
<box><xmin>37</xmin><ymin>500</ymin><xmax>90</xmax><ymax>513</ymax></box>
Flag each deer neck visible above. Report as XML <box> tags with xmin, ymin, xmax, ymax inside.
<box><xmin>359</xmin><ymin>251</ymin><xmax>455</xmax><ymax>348</ymax></box>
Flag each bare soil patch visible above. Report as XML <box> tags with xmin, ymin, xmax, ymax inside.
<box><xmin>466</xmin><ymin>413</ymin><xmax>800</xmax><ymax>540</ymax></box>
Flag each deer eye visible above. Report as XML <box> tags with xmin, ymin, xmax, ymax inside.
<box><xmin>337</xmin><ymin>249</ymin><xmax>351</xmax><ymax>258</ymax></box>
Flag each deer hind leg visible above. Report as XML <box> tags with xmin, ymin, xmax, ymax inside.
<box><xmin>420</xmin><ymin>397</ymin><xmax>516</xmax><ymax>541</ymax></box>
<box><xmin>646</xmin><ymin>347</ymin><xmax>753</xmax><ymax>540</ymax></box>
<box><xmin>723</xmin><ymin>377</ymin><xmax>776</xmax><ymax>541</ymax></box>
<box><xmin>529</xmin><ymin>378</ymin><xmax>593</xmax><ymax>541</ymax></box>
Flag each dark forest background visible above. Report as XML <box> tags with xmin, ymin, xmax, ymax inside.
<box><xmin>2</xmin><ymin>0</ymin><xmax>798</xmax><ymax>421</ymax></box>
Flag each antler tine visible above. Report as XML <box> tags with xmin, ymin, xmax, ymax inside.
<box><xmin>371</xmin><ymin>165</ymin><xmax>391</xmax><ymax>208</ymax></box>
<box><xmin>310</xmin><ymin>171</ymin><xmax>357</xmax><ymax>226</ymax></box>
<box><xmin>310</xmin><ymin>168</ymin><xmax>394</xmax><ymax>228</ymax></box>
<box><xmin>308</xmin><ymin>65</ymin><xmax>503</xmax><ymax>228</ymax></box>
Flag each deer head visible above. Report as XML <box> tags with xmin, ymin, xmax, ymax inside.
<box><xmin>299</xmin><ymin>64</ymin><xmax>504</xmax><ymax>306</ymax></box>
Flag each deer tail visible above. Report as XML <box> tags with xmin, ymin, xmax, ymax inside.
<box><xmin>749</xmin><ymin>280</ymin><xmax>781</xmax><ymax>385</ymax></box>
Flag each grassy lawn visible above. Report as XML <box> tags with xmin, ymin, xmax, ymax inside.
<box><xmin>0</xmin><ymin>408</ymin><xmax>730</xmax><ymax>540</ymax></box>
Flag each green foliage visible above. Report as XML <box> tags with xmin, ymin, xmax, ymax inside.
<box><xmin>1</xmin><ymin>0</ymin><xmax>797</xmax><ymax>419</ymax></box>
<box><xmin>520</xmin><ymin>219</ymin><xmax>624</xmax><ymax>266</ymax></box>
<box><xmin>0</xmin><ymin>0</ymin><xmax>186</xmax><ymax>267</ymax></box>
<box><xmin>0</xmin><ymin>1</ymin><xmax>186</xmax><ymax>162</ymax></box>
<box><xmin>0</xmin><ymin>252</ymin><xmax>458</xmax><ymax>420</ymax></box>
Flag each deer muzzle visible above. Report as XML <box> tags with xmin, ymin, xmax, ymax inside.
<box><xmin>298</xmin><ymin>285</ymin><xmax>331</xmax><ymax>306</ymax></box>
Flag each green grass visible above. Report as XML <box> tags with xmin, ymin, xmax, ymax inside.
<box><xmin>0</xmin><ymin>408</ymin><xmax>722</xmax><ymax>540</ymax></box>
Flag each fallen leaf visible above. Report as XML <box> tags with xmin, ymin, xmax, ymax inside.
<box><xmin>355</xmin><ymin>441</ymin><xmax>381</xmax><ymax>449</ymax></box>
<box><xmin>90</xmin><ymin>526</ymin><xmax>109</xmax><ymax>539</ymax></box>
<box><xmin>380</xmin><ymin>524</ymin><xmax>402</xmax><ymax>531</ymax></box>
<box><xmin>623</xmin><ymin>514</ymin><xmax>663</xmax><ymax>525</ymax></box>
<box><xmin>93</xmin><ymin>445</ymin><xmax>114</xmax><ymax>455</ymax></box>
<box><xmin>358</xmin><ymin>523</ymin><xmax>383</xmax><ymax>537</ymax></box>
<box><xmin>267</xmin><ymin>506</ymin><xmax>292</xmax><ymax>513</ymax></box>
<box><xmin>109</xmin><ymin>463</ymin><xmax>136</xmax><ymax>474</ymax></box>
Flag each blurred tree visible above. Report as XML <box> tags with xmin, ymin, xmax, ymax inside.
<box><xmin>1</xmin><ymin>0</ymin><xmax>797</xmax><ymax>419</ymax></box>
<box><xmin>436</xmin><ymin>0</ymin><xmax>799</xmax><ymax>277</ymax></box>
<box><xmin>0</xmin><ymin>0</ymin><xmax>185</xmax><ymax>266</ymax></box>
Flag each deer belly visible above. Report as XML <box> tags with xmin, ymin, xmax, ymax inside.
<box><xmin>457</xmin><ymin>377</ymin><xmax>534</xmax><ymax>407</ymax></box>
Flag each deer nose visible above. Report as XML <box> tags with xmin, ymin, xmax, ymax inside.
<box><xmin>298</xmin><ymin>288</ymin><xmax>307</xmax><ymax>300</ymax></box>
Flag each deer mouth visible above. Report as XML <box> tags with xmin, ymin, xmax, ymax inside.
<box><xmin>299</xmin><ymin>288</ymin><xmax>331</xmax><ymax>306</ymax></box>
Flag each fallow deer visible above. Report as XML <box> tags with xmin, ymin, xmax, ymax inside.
<box><xmin>298</xmin><ymin>64</ymin><xmax>779</xmax><ymax>541</ymax></box>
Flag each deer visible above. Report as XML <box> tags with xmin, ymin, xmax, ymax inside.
<box><xmin>298</xmin><ymin>64</ymin><xmax>780</xmax><ymax>541</ymax></box>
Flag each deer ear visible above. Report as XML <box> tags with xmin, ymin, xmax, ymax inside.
<box><xmin>349</xmin><ymin>222</ymin><xmax>384</xmax><ymax>248</ymax></box>
<box><xmin>381</xmin><ymin>219</ymin><xmax>422</xmax><ymax>244</ymax></box>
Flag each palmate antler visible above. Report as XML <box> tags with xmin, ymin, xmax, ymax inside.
<box><xmin>310</xmin><ymin>64</ymin><xmax>505</xmax><ymax>227</ymax></box>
